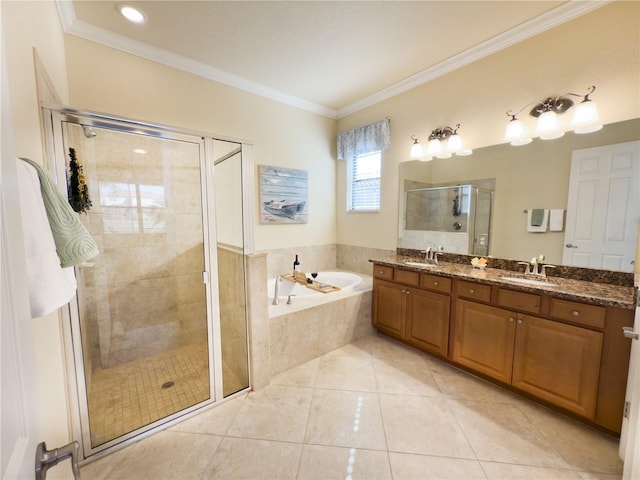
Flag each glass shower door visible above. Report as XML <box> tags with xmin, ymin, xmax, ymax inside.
<box><xmin>62</xmin><ymin>121</ymin><xmax>213</xmax><ymax>450</ymax></box>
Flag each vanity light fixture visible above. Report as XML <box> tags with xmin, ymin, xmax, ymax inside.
<box><xmin>504</xmin><ymin>85</ymin><xmax>602</xmax><ymax>146</ymax></box>
<box><xmin>409</xmin><ymin>124</ymin><xmax>472</xmax><ymax>161</ymax></box>
<box><xmin>116</xmin><ymin>4</ymin><xmax>148</xmax><ymax>24</ymax></box>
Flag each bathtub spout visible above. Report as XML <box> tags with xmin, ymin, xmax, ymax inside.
<box><xmin>272</xmin><ymin>276</ymin><xmax>281</xmax><ymax>305</ymax></box>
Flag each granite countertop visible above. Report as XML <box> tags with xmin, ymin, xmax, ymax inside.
<box><xmin>371</xmin><ymin>255</ymin><xmax>636</xmax><ymax>310</ymax></box>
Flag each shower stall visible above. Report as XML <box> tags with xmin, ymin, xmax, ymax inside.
<box><xmin>43</xmin><ymin>108</ymin><xmax>251</xmax><ymax>458</ymax></box>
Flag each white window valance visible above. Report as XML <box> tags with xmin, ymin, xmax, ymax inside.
<box><xmin>337</xmin><ymin>118</ymin><xmax>391</xmax><ymax>160</ymax></box>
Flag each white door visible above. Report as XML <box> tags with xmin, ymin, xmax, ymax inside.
<box><xmin>0</xmin><ymin>38</ymin><xmax>42</xmax><ymax>479</ymax></box>
<box><xmin>620</xmin><ymin>300</ymin><xmax>640</xmax><ymax>479</ymax></box>
<box><xmin>563</xmin><ymin>141</ymin><xmax>640</xmax><ymax>271</ymax></box>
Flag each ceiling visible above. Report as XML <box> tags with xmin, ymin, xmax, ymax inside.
<box><xmin>59</xmin><ymin>1</ymin><xmax>607</xmax><ymax>118</ymax></box>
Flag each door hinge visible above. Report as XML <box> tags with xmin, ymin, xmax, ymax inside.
<box><xmin>624</xmin><ymin>401</ymin><xmax>631</xmax><ymax>419</ymax></box>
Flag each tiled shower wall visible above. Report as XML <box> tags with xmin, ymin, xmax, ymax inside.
<box><xmin>72</xmin><ymin>126</ymin><xmax>207</xmax><ymax>371</ymax></box>
<box><xmin>263</xmin><ymin>244</ymin><xmax>395</xmax><ymax>278</ymax></box>
<box><xmin>217</xmin><ymin>245</ymin><xmax>249</xmax><ymax>389</ymax></box>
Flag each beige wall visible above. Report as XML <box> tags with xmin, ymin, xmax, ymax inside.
<box><xmin>2</xmin><ymin>1</ymin><xmax>73</xmax><ymax>477</ymax></box>
<box><xmin>336</xmin><ymin>2</ymin><xmax>640</xmax><ymax>251</ymax></box>
<box><xmin>64</xmin><ymin>36</ymin><xmax>337</xmax><ymax>253</ymax></box>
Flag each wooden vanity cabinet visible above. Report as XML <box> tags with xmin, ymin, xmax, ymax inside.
<box><xmin>372</xmin><ymin>264</ymin><xmax>451</xmax><ymax>356</ymax></box>
<box><xmin>373</xmin><ymin>264</ymin><xmax>633</xmax><ymax>433</ymax></box>
<box><xmin>512</xmin><ymin>314</ymin><xmax>603</xmax><ymax>419</ymax></box>
<box><xmin>372</xmin><ymin>279</ymin><xmax>407</xmax><ymax>340</ymax></box>
<box><xmin>452</xmin><ymin>300</ymin><xmax>516</xmax><ymax>383</ymax></box>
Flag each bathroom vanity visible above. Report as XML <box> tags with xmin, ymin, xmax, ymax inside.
<box><xmin>371</xmin><ymin>256</ymin><xmax>635</xmax><ymax>434</ymax></box>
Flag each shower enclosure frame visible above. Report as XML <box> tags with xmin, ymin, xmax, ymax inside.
<box><xmin>41</xmin><ymin>106</ymin><xmax>255</xmax><ymax>460</ymax></box>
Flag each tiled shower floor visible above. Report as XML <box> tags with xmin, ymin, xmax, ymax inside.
<box><xmin>88</xmin><ymin>342</ymin><xmax>246</xmax><ymax>447</ymax></box>
<box><xmin>81</xmin><ymin>333</ymin><xmax>624</xmax><ymax>479</ymax></box>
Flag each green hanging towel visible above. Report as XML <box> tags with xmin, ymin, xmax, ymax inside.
<box><xmin>19</xmin><ymin>158</ymin><xmax>99</xmax><ymax>268</ymax></box>
<box><xmin>530</xmin><ymin>208</ymin><xmax>545</xmax><ymax>227</ymax></box>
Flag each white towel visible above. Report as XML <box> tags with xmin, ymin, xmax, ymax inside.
<box><xmin>16</xmin><ymin>159</ymin><xmax>77</xmax><ymax>318</ymax></box>
<box><xmin>527</xmin><ymin>209</ymin><xmax>549</xmax><ymax>232</ymax></box>
<box><xmin>549</xmin><ymin>209</ymin><xmax>565</xmax><ymax>231</ymax></box>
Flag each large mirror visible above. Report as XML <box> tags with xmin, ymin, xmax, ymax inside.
<box><xmin>398</xmin><ymin>118</ymin><xmax>640</xmax><ymax>271</ymax></box>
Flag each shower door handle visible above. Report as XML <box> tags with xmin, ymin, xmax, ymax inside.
<box><xmin>35</xmin><ymin>441</ymin><xmax>80</xmax><ymax>480</ymax></box>
<box><xmin>202</xmin><ymin>271</ymin><xmax>210</xmax><ymax>284</ymax></box>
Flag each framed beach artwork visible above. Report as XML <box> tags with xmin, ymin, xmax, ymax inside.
<box><xmin>259</xmin><ymin>165</ymin><xmax>308</xmax><ymax>224</ymax></box>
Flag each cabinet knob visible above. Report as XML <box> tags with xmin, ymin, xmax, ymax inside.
<box><xmin>517</xmin><ymin>319</ymin><xmax>523</xmax><ymax>324</ymax></box>
<box><xmin>571</xmin><ymin>310</ymin><xmax>580</xmax><ymax>317</ymax></box>
<box><xmin>469</xmin><ymin>289</ymin><xmax>475</xmax><ymax>294</ymax></box>
<box><xmin>379</xmin><ymin>270</ymin><xmax>384</xmax><ymax>275</ymax></box>
<box><xmin>433</xmin><ymin>281</ymin><xmax>439</xmax><ymax>286</ymax></box>
<box><xmin>508</xmin><ymin>317</ymin><xmax>514</xmax><ymax>322</ymax></box>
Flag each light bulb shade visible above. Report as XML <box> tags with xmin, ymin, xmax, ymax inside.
<box><xmin>427</xmin><ymin>138</ymin><xmax>442</xmax><ymax>156</ymax></box>
<box><xmin>446</xmin><ymin>133</ymin><xmax>463</xmax><ymax>154</ymax></box>
<box><xmin>536</xmin><ymin>110</ymin><xmax>563</xmax><ymax>140</ymax></box>
<box><xmin>571</xmin><ymin>99</ymin><xmax>602</xmax><ymax>134</ymax></box>
<box><xmin>504</xmin><ymin>118</ymin><xmax>532</xmax><ymax>145</ymax></box>
<box><xmin>410</xmin><ymin>140</ymin><xmax>423</xmax><ymax>160</ymax></box>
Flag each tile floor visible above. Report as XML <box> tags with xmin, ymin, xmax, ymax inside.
<box><xmin>80</xmin><ymin>333</ymin><xmax>624</xmax><ymax>479</ymax></box>
<box><xmin>88</xmin><ymin>342</ymin><xmax>246</xmax><ymax>447</ymax></box>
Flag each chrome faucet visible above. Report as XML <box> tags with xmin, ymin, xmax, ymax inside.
<box><xmin>272</xmin><ymin>275</ymin><xmax>281</xmax><ymax>305</ymax></box>
<box><xmin>424</xmin><ymin>247</ymin><xmax>434</xmax><ymax>262</ymax></box>
<box><xmin>518</xmin><ymin>254</ymin><xmax>554</xmax><ymax>277</ymax></box>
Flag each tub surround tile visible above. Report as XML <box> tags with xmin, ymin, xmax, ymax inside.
<box><xmin>263</xmin><ymin>244</ymin><xmax>336</xmax><ymax>280</ymax></box>
<box><xmin>337</xmin><ymin>244</ymin><xmax>395</xmax><ymax>275</ymax></box>
<box><xmin>245</xmin><ymin>252</ymin><xmax>270</xmax><ymax>390</ymax></box>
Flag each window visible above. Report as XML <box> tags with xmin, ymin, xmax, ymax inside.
<box><xmin>347</xmin><ymin>150</ymin><xmax>381</xmax><ymax>211</ymax></box>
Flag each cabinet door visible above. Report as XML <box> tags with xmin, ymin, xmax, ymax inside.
<box><xmin>452</xmin><ymin>300</ymin><xmax>516</xmax><ymax>383</ymax></box>
<box><xmin>373</xmin><ymin>280</ymin><xmax>407</xmax><ymax>340</ymax></box>
<box><xmin>406</xmin><ymin>288</ymin><xmax>450</xmax><ymax>357</ymax></box>
<box><xmin>513</xmin><ymin>315</ymin><xmax>603</xmax><ymax>419</ymax></box>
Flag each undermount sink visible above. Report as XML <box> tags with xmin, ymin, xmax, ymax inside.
<box><xmin>404</xmin><ymin>261</ymin><xmax>437</xmax><ymax>268</ymax></box>
<box><xmin>500</xmin><ymin>276</ymin><xmax>557</xmax><ymax>287</ymax></box>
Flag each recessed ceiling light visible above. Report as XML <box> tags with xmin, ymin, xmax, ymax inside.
<box><xmin>117</xmin><ymin>4</ymin><xmax>147</xmax><ymax>24</ymax></box>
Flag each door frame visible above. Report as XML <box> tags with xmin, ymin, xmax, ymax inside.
<box><xmin>41</xmin><ymin>106</ymin><xmax>254</xmax><ymax>460</ymax></box>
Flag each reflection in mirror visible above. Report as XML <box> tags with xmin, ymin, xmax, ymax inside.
<box><xmin>398</xmin><ymin>118</ymin><xmax>640</xmax><ymax>271</ymax></box>
<box><xmin>403</xmin><ymin>183</ymin><xmax>494</xmax><ymax>256</ymax></box>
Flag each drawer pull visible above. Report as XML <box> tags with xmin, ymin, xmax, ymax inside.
<box><xmin>379</xmin><ymin>270</ymin><xmax>385</xmax><ymax>275</ymax></box>
<box><xmin>433</xmin><ymin>281</ymin><xmax>439</xmax><ymax>286</ymax></box>
<box><xmin>517</xmin><ymin>319</ymin><xmax>523</xmax><ymax>324</ymax></box>
<box><xmin>469</xmin><ymin>289</ymin><xmax>475</xmax><ymax>294</ymax></box>
<box><xmin>572</xmin><ymin>310</ymin><xmax>580</xmax><ymax>317</ymax></box>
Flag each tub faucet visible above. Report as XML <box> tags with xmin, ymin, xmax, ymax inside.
<box><xmin>272</xmin><ymin>276</ymin><xmax>281</xmax><ymax>305</ymax></box>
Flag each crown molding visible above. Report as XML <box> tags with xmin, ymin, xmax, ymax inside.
<box><xmin>56</xmin><ymin>1</ymin><xmax>608</xmax><ymax>121</ymax></box>
<box><xmin>337</xmin><ymin>1</ymin><xmax>611</xmax><ymax>119</ymax></box>
<box><xmin>55</xmin><ymin>1</ymin><xmax>338</xmax><ymax>118</ymax></box>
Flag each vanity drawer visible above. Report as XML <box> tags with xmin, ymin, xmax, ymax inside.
<box><xmin>456</xmin><ymin>280</ymin><xmax>491</xmax><ymax>303</ymax></box>
<box><xmin>396</xmin><ymin>268</ymin><xmax>420</xmax><ymax>287</ymax></box>
<box><xmin>421</xmin><ymin>273</ymin><xmax>452</xmax><ymax>294</ymax></box>
<box><xmin>373</xmin><ymin>264</ymin><xmax>394</xmax><ymax>280</ymax></box>
<box><xmin>497</xmin><ymin>288</ymin><xmax>541</xmax><ymax>314</ymax></box>
<box><xmin>549</xmin><ymin>298</ymin><xmax>605</xmax><ymax>329</ymax></box>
